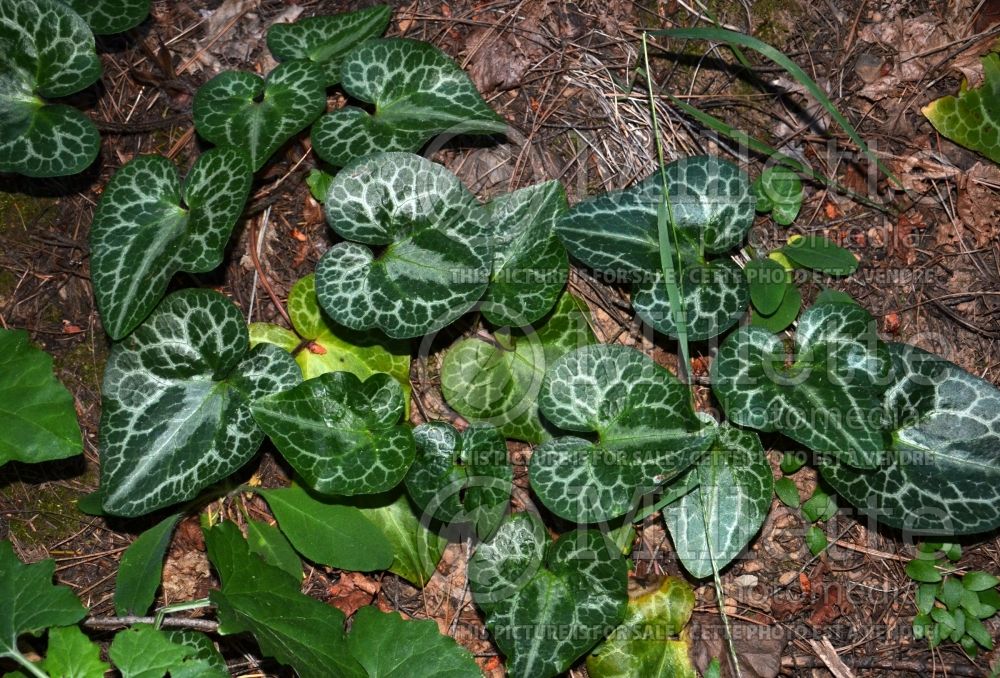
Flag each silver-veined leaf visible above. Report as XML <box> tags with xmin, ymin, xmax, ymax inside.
<box><xmin>712</xmin><ymin>302</ymin><xmax>890</xmax><ymax>468</ymax></box>
<box><xmin>251</xmin><ymin>372</ymin><xmax>414</xmax><ymax>496</ymax></box>
<box><xmin>441</xmin><ymin>291</ymin><xmax>595</xmax><ymax>443</ymax></box>
<box><xmin>99</xmin><ymin>289</ymin><xmax>302</xmax><ymax>517</ymax></box>
<box><xmin>822</xmin><ymin>342</ymin><xmax>1000</xmax><ymax>535</ymax></box>
<box><xmin>469</xmin><ymin>513</ymin><xmax>628</xmax><ymax>678</ymax></box>
<box><xmin>311</xmin><ymin>38</ymin><xmax>506</xmax><ymax>166</ymax></box>
<box><xmin>753</xmin><ymin>166</ymin><xmax>802</xmax><ymax>225</ymax></box>
<box><xmin>315</xmin><ymin>152</ymin><xmax>492</xmax><ymax>339</ymax></box>
<box><xmin>555</xmin><ymin>155</ymin><xmax>754</xmax><ymax>340</ymax></box>
<box><xmin>266</xmin><ymin>6</ymin><xmax>391</xmax><ymax>86</ymax></box>
<box><xmin>662</xmin><ymin>425</ymin><xmax>773</xmax><ymax>578</ymax></box>
<box><xmin>404</xmin><ymin>422</ymin><xmax>511</xmax><ymax>539</ymax></box>
<box><xmin>59</xmin><ymin>0</ymin><xmax>149</xmax><ymax>34</ymax></box>
<box><xmin>0</xmin><ymin>0</ymin><xmax>101</xmax><ymax>176</ymax></box>
<box><xmin>90</xmin><ymin>148</ymin><xmax>253</xmax><ymax>339</ymax></box>
<box><xmin>193</xmin><ymin>59</ymin><xmax>326</xmax><ymax>170</ymax></box>
<box><xmin>530</xmin><ymin>344</ymin><xmax>716</xmax><ymax>523</ymax></box>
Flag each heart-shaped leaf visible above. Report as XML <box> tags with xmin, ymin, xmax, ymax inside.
<box><xmin>0</xmin><ymin>0</ymin><xmax>101</xmax><ymax>177</ymax></box>
<box><xmin>712</xmin><ymin>302</ymin><xmax>890</xmax><ymax>468</ymax></box>
<box><xmin>315</xmin><ymin>152</ymin><xmax>492</xmax><ymax>338</ymax></box>
<box><xmin>99</xmin><ymin>289</ymin><xmax>302</xmax><ymax>517</ymax></box>
<box><xmin>586</xmin><ymin>577</ymin><xmax>698</xmax><ymax>678</ymax></box>
<box><xmin>193</xmin><ymin>59</ymin><xmax>326</xmax><ymax>170</ymax></box>
<box><xmin>311</xmin><ymin>38</ymin><xmax>506</xmax><ymax>166</ymax></box>
<box><xmin>90</xmin><ymin>148</ymin><xmax>254</xmax><ymax>339</ymax></box>
<box><xmin>39</xmin><ymin>625</ymin><xmax>111</xmax><ymax>678</ymax></box>
<box><xmin>441</xmin><ymin>291</ymin><xmax>596</xmax><ymax>443</ymax></box>
<box><xmin>249</xmin><ymin>274</ymin><xmax>410</xmax><ymax>402</ymax></box>
<box><xmin>556</xmin><ymin>156</ymin><xmax>754</xmax><ymax>340</ymax></box>
<box><xmin>60</xmin><ymin>0</ymin><xmax>149</xmax><ymax>34</ymax></box>
<box><xmin>822</xmin><ymin>342</ymin><xmax>1000</xmax><ymax>535</ymax></box>
<box><xmin>355</xmin><ymin>490</ymin><xmax>446</xmax><ymax>587</ymax></box>
<box><xmin>662</xmin><ymin>424</ymin><xmax>773</xmax><ymax>578</ymax></box>
<box><xmin>482</xmin><ymin>180</ymin><xmax>570</xmax><ymax>326</ymax></box>
<box><xmin>252</xmin><ymin>371</ymin><xmax>414</xmax><ymax>495</ymax></box>
<box><xmin>266</xmin><ymin>6</ymin><xmax>391</xmax><ymax>86</ymax></box>
<box><xmin>405</xmin><ymin>422</ymin><xmax>512</xmax><ymax>538</ymax></box>
<box><xmin>754</xmin><ymin>166</ymin><xmax>802</xmax><ymax>225</ymax></box>
<box><xmin>0</xmin><ymin>329</ymin><xmax>82</xmax><ymax>466</ymax></box>
<box><xmin>469</xmin><ymin>513</ymin><xmax>628</xmax><ymax>678</ymax></box>
<box><xmin>922</xmin><ymin>53</ymin><xmax>1000</xmax><ymax>164</ymax></box>
<box><xmin>530</xmin><ymin>344</ymin><xmax>716</xmax><ymax>523</ymax></box>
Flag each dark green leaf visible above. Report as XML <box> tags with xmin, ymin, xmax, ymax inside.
<box><xmin>774</xmin><ymin>478</ymin><xmax>800</xmax><ymax>508</ymax></box>
<box><xmin>90</xmin><ymin>148</ymin><xmax>253</xmax><ymax>339</ymax></box>
<box><xmin>779</xmin><ymin>452</ymin><xmax>806</xmax><ymax>475</ymax></box>
<box><xmin>315</xmin><ymin>152</ymin><xmax>492</xmax><ymax>338</ymax></box>
<box><xmin>311</xmin><ymin>38</ymin><xmax>505</xmax><ymax>166</ymax></box>
<box><xmin>99</xmin><ymin>289</ymin><xmax>301</xmax><ymax>516</ymax></box>
<box><xmin>805</xmin><ymin>525</ymin><xmax>827</xmax><ymax>556</ymax></box>
<box><xmin>916</xmin><ymin>583</ymin><xmax>938</xmax><ymax>615</ymax></box>
<box><xmin>60</xmin><ymin>0</ymin><xmax>149</xmax><ymax>33</ymax></box>
<box><xmin>257</xmin><ymin>485</ymin><xmax>393</xmax><ymax>571</ymax></box>
<box><xmin>246</xmin><ymin>519</ymin><xmax>302</xmax><ymax>581</ymax></box>
<box><xmin>114</xmin><ymin>514</ymin><xmax>180</xmax><ymax>616</ymax></box>
<box><xmin>0</xmin><ymin>329</ymin><xmax>82</xmax><ymax>466</ymax></box>
<box><xmin>813</xmin><ymin>288</ymin><xmax>858</xmax><ymax>307</ymax></box>
<box><xmin>965</xmin><ymin>615</ymin><xmax>994</xmax><ymax>649</ymax></box>
<box><xmin>906</xmin><ymin>559</ymin><xmax>943</xmax><ymax>584</ymax></box>
<box><xmin>941</xmin><ymin>577</ymin><xmax>965</xmax><ymax>611</ymax></box>
<box><xmin>108</xmin><ymin>625</ymin><xmax>199</xmax><ymax>678</ymax></box>
<box><xmin>801</xmin><ymin>487</ymin><xmax>837</xmax><ymax>523</ymax></box>
<box><xmin>355</xmin><ymin>491</ymin><xmax>446</xmax><ymax>587</ymax></box>
<box><xmin>745</xmin><ymin>258</ymin><xmax>790</xmax><ymax>315</ymax></box>
<box><xmin>749</xmin><ymin>281</ymin><xmax>801</xmax><ymax>333</ymax></box>
<box><xmin>252</xmin><ymin>371</ymin><xmax>413</xmax><ymax>496</ymax></box>
<box><xmin>963</xmin><ymin>571</ymin><xmax>1000</xmax><ymax>592</ymax></box>
<box><xmin>39</xmin><ymin>625</ymin><xmax>109</xmax><ymax>678</ymax></box>
<box><xmin>781</xmin><ymin>235</ymin><xmax>858</xmax><ymax>276</ymax></box>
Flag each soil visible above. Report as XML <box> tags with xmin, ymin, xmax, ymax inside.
<box><xmin>1</xmin><ymin>0</ymin><xmax>999</xmax><ymax>676</ymax></box>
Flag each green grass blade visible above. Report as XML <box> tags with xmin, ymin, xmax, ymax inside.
<box><xmin>652</xmin><ymin>27</ymin><xmax>902</xmax><ymax>189</ymax></box>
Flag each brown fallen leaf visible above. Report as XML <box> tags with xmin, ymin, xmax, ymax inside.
<box><xmin>328</xmin><ymin>571</ymin><xmax>380</xmax><ymax>617</ymax></box>
<box><xmin>807</xmin><ymin>582</ymin><xmax>853</xmax><ymax>628</ymax></box>
<box><xmin>689</xmin><ymin>615</ymin><xmax>787</xmax><ymax>678</ymax></box>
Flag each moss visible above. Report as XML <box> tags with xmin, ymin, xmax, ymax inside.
<box><xmin>55</xmin><ymin>340</ymin><xmax>108</xmax><ymax>393</ymax></box>
<box><xmin>2</xmin><ymin>481</ymin><xmax>86</xmax><ymax>547</ymax></box>
<box><xmin>0</xmin><ymin>269</ymin><xmax>15</xmax><ymax>306</ymax></box>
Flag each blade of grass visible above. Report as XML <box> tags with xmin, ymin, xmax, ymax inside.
<box><xmin>650</xmin><ymin>27</ymin><xmax>903</xmax><ymax>189</ymax></box>
<box><xmin>642</xmin><ymin>33</ymin><xmax>691</xmax><ymax>387</ymax></box>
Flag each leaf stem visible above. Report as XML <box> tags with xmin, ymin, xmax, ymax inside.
<box><xmin>9</xmin><ymin>651</ymin><xmax>50</xmax><ymax>678</ymax></box>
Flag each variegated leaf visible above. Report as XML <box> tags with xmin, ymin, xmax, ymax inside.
<box><xmin>711</xmin><ymin>302</ymin><xmax>890</xmax><ymax>468</ymax></box>
<box><xmin>315</xmin><ymin>152</ymin><xmax>492</xmax><ymax>339</ymax></box>
<box><xmin>823</xmin><ymin>343</ymin><xmax>1000</xmax><ymax>535</ymax></box>
<box><xmin>266</xmin><ymin>5</ymin><xmax>391</xmax><ymax>85</ymax></box>
<box><xmin>555</xmin><ymin>155</ymin><xmax>754</xmax><ymax>340</ymax></box>
<box><xmin>193</xmin><ymin>59</ymin><xmax>326</xmax><ymax>170</ymax></box>
<box><xmin>0</xmin><ymin>0</ymin><xmax>101</xmax><ymax>176</ymax></box>
<box><xmin>99</xmin><ymin>290</ymin><xmax>302</xmax><ymax>517</ymax></box>
<box><xmin>59</xmin><ymin>0</ymin><xmax>149</xmax><ymax>34</ymax></box>
<box><xmin>311</xmin><ymin>38</ymin><xmax>506</xmax><ymax>166</ymax></box>
<box><xmin>404</xmin><ymin>422</ymin><xmax>512</xmax><ymax>538</ymax></box>
<box><xmin>469</xmin><ymin>513</ymin><xmax>628</xmax><ymax>678</ymax></box>
<box><xmin>441</xmin><ymin>291</ymin><xmax>596</xmax><ymax>443</ymax></box>
<box><xmin>90</xmin><ymin>148</ymin><xmax>253</xmax><ymax>339</ymax></box>
<box><xmin>530</xmin><ymin>344</ymin><xmax>716</xmax><ymax>523</ymax></box>
<box><xmin>251</xmin><ymin>371</ymin><xmax>414</xmax><ymax>496</ymax></box>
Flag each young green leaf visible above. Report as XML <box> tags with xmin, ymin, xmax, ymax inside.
<box><xmin>60</xmin><ymin>0</ymin><xmax>149</xmax><ymax>34</ymax></box>
<box><xmin>916</xmin><ymin>583</ymin><xmax>939</xmax><ymax>616</ymax></box>
<box><xmin>114</xmin><ymin>514</ymin><xmax>180</xmax><ymax>616</ymax></box>
<box><xmin>663</xmin><ymin>425</ymin><xmax>773</xmax><ymax>578</ymax></box>
<box><xmin>205</xmin><ymin>521</ymin><xmax>366</xmax><ymax>678</ymax></box>
<box><xmin>245</xmin><ymin>519</ymin><xmax>302</xmax><ymax>581</ymax></box>
<box><xmin>252</xmin><ymin>372</ymin><xmax>413</xmax><ymax>496</ymax></box>
<box><xmin>109</xmin><ymin>625</ymin><xmax>207</xmax><ymax>678</ymax></box>
<box><xmin>941</xmin><ymin>577</ymin><xmax>966</xmax><ymax>611</ymax></box>
<box><xmin>306</xmin><ymin>168</ymin><xmax>334</xmax><ymax>202</ymax></box>
<box><xmin>38</xmin><ymin>625</ymin><xmax>110</xmax><ymax>678</ymax></box>
<box><xmin>963</xmin><ymin>571</ymin><xmax>1000</xmax><ymax>592</ymax></box>
<box><xmin>822</xmin><ymin>343</ymin><xmax>1000</xmax><ymax>534</ymax></box>
<box><xmin>0</xmin><ymin>329</ymin><xmax>82</xmax><ymax>466</ymax></box>
<box><xmin>586</xmin><ymin>577</ymin><xmax>699</xmax><ymax>678</ymax></box>
<box><xmin>481</xmin><ymin>180</ymin><xmax>570</xmax><ymax>327</ymax></box>
<box><xmin>355</xmin><ymin>490</ymin><xmax>446</xmax><ymax>587</ymax></box>
<box><xmin>256</xmin><ymin>485</ymin><xmax>394</xmax><ymax>572</ymax></box>
<box><xmin>194</xmin><ymin>59</ymin><xmax>326</xmax><ymax>170</ymax></box>
<box><xmin>713</xmin><ymin>302</ymin><xmax>890</xmax><ymax>468</ymax></box>
<box><xmin>345</xmin><ymin>606</ymin><xmax>480</xmax><ymax>678</ymax></box>
<box><xmin>405</xmin><ymin>422</ymin><xmax>512</xmax><ymax>539</ymax></box>
<box><xmin>266</xmin><ymin>6</ymin><xmax>391</xmax><ymax>85</ymax></box>
<box><xmin>922</xmin><ymin>54</ymin><xmax>1000</xmax><ymax>163</ymax></box>
<box><xmin>469</xmin><ymin>513</ymin><xmax>628</xmax><ymax>678</ymax></box>
<box><xmin>906</xmin><ymin>559</ymin><xmax>943</xmax><ymax>584</ymax></box>
<box><xmin>530</xmin><ymin>344</ymin><xmax>716</xmax><ymax>523</ymax></box>
<box><xmin>801</xmin><ymin>487</ymin><xmax>837</xmax><ymax>523</ymax></box>
<box><xmin>441</xmin><ymin>291</ymin><xmax>596</xmax><ymax>443</ymax></box>
<box><xmin>163</xmin><ymin>631</ymin><xmax>228</xmax><ymax>678</ymax></box>
<box><xmin>315</xmin><ymin>152</ymin><xmax>492</xmax><ymax>338</ymax></box>
<box><xmin>745</xmin><ymin>258</ymin><xmax>791</xmax><ymax>316</ymax></box>
<box><xmin>556</xmin><ymin>155</ymin><xmax>754</xmax><ymax>340</ymax></box>
<box><xmin>311</xmin><ymin>38</ymin><xmax>506</xmax><ymax>166</ymax></box>
<box><xmin>0</xmin><ymin>542</ymin><xmax>87</xmax><ymax>671</ymax></box>
<box><xmin>779</xmin><ymin>452</ymin><xmax>807</xmax><ymax>475</ymax></box>
<box><xmin>249</xmin><ymin>274</ymin><xmax>411</xmax><ymax>403</ymax></box>
<box><xmin>99</xmin><ymin>289</ymin><xmax>302</xmax><ymax>517</ymax></box>
<box><xmin>773</xmin><ymin>477</ymin><xmax>800</xmax><ymax>508</ymax></box>
<box><xmin>90</xmin><ymin>148</ymin><xmax>254</xmax><ymax>339</ymax></box>
<box><xmin>754</xmin><ymin>167</ymin><xmax>803</xmax><ymax>225</ymax></box>
<box><xmin>965</xmin><ymin>615</ymin><xmax>995</xmax><ymax>649</ymax></box>
<box><xmin>813</xmin><ymin>288</ymin><xmax>858</xmax><ymax>307</ymax></box>
<box><xmin>805</xmin><ymin>526</ymin><xmax>827</xmax><ymax>556</ymax></box>
<box><xmin>0</xmin><ymin>0</ymin><xmax>101</xmax><ymax>177</ymax></box>
<box><xmin>781</xmin><ymin>235</ymin><xmax>858</xmax><ymax>276</ymax></box>
<box><xmin>749</xmin><ymin>281</ymin><xmax>801</xmax><ymax>333</ymax></box>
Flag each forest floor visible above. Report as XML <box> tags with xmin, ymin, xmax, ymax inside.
<box><xmin>1</xmin><ymin>0</ymin><xmax>999</xmax><ymax>676</ymax></box>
